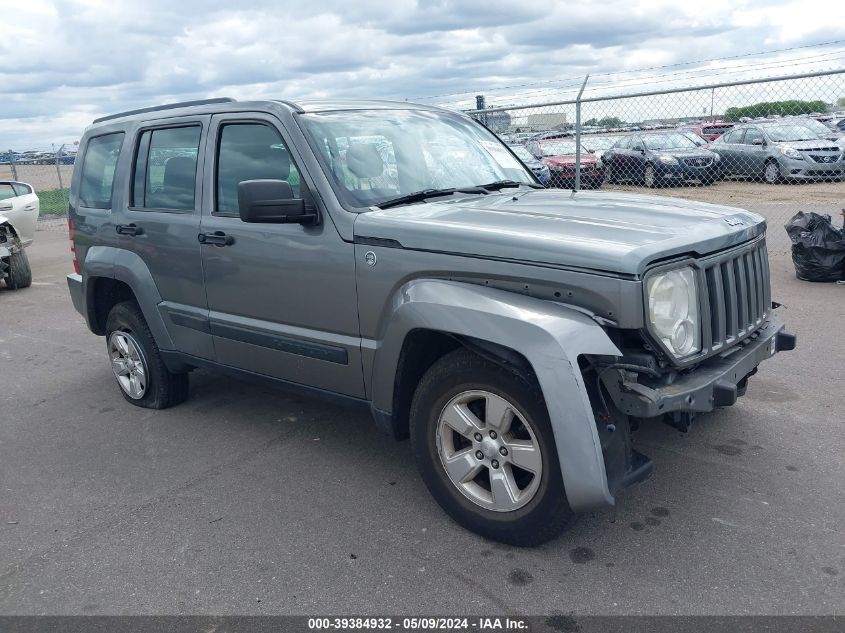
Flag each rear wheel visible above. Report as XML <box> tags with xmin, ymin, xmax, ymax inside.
<box><xmin>410</xmin><ymin>349</ymin><xmax>575</xmax><ymax>546</ymax></box>
<box><xmin>5</xmin><ymin>249</ymin><xmax>32</xmax><ymax>289</ymax></box>
<box><xmin>105</xmin><ymin>301</ymin><xmax>189</xmax><ymax>409</ymax></box>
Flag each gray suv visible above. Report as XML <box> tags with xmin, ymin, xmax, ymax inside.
<box><xmin>67</xmin><ymin>98</ymin><xmax>795</xmax><ymax>545</ymax></box>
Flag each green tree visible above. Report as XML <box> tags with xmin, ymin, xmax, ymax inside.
<box><xmin>723</xmin><ymin>100</ymin><xmax>828</xmax><ymax>121</ymax></box>
<box><xmin>597</xmin><ymin>116</ymin><xmax>624</xmax><ymax>127</ymax></box>
<box><xmin>837</xmin><ymin>97</ymin><xmax>845</xmax><ymax>108</ymax></box>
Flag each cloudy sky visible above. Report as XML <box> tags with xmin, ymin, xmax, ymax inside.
<box><xmin>2</xmin><ymin>0</ymin><xmax>843</xmax><ymax>149</ymax></box>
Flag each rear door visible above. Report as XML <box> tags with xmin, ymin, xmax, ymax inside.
<box><xmin>198</xmin><ymin>112</ymin><xmax>364</xmax><ymax>397</ymax></box>
<box><xmin>120</xmin><ymin>116</ymin><xmax>214</xmax><ymax>359</ymax></box>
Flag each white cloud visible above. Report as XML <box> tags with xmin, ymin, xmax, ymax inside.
<box><xmin>0</xmin><ymin>0</ymin><xmax>841</xmax><ymax>148</ymax></box>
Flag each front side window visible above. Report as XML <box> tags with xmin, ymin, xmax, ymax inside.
<box><xmin>300</xmin><ymin>109</ymin><xmax>534</xmax><ymax>208</ymax></box>
<box><xmin>132</xmin><ymin>126</ymin><xmax>201</xmax><ymax>210</ymax></box>
<box><xmin>0</xmin><ymin>184</ymin><xmax>16</xmax><ymax>201</ymax></box>
<box><xmin>79</xmin><ymin>133</ymin><xmax>124</xmax><ymax>209</ymax></box>
<box><xmin>216</xmin><ymin>123</ymin><xmax>302</xmax><ymax>216</ymax></box>
<box><xmin>743</xmin><ymin>129</ymin><xmax>764</xmax><ymax>145</ymax></box>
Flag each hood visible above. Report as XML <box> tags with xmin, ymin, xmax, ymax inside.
<box><xmin>771</xmin><ymin>138</ymin><xmax>841</xmax><ymax>151</ymax></box>
<box><xmin>543</xmin><ymin>154</ymin><xmax>598</xmax><ymax>167</ymax></box>
<box><xmin>354</xmin><ymin>189</ymin><xmax>766</xmax><ymax>276</ymax></box>
<box><xmin>654</xmin><ymin>148</ymin><xmax>716</xmax><ymax>158</ymax></box>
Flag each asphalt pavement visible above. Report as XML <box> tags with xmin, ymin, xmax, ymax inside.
<box><xmin>0</xmin><ymin>227</ymin><xmax>843</xmax><ymax>615</ymax></box>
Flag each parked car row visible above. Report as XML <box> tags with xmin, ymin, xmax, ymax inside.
<box><xmin>502</xmin><ymin>116</ymin><xmax>845</xmax><ymax>189</ymax></box>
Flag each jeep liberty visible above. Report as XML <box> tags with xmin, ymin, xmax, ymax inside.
<box><xmin>67</xmin><ymin>98</ymin><xmax>796</xmax><ymax>545</ymax></box>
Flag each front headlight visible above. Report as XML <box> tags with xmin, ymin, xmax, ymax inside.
<box><xmin>712</xmin><ymin>152</ymin><xmax>721</xmax><ymax>163</ymax></box>
<box><xmin>657</xmin><ymin>155</ymin><xmax>677</xmax><ymax>165</ymax></box>
<box><xmin>647</xmin><ymin>267</ymin><xmax>700</xmax><ymax>358</ymax></box>
<box><xmin>780</xmin><ymin>146</ymin><xmax>802</xmax><ymax>160</ymax></box>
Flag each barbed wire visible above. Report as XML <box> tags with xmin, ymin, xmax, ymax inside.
<box><xmin>410</xmin><ymin>38</ymin><xmax>845</xmax><ymax>103</ymax></box>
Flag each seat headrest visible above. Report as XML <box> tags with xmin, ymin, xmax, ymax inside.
<box><xmin>163</xmin><ymin>157</ymin><xmax>196</xmax><ymax>189</ymax></box>
<box><xmin>346</xmin><ymin>144</ymin><xmax>384</xmax><ymax>179</ymax></box>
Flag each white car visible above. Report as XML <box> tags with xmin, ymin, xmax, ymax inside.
<box><xmin>0</xmin><ymin>180</ymin><xmax>39</xmax><ymax>289</ymax></box>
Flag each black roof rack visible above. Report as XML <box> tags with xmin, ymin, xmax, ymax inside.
<box><xmin>92</xmin><ymin>98</ymin><xmax>236</xmax><ymax>124</ymax></box>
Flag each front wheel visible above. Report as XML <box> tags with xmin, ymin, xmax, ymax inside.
<box><xmin>410</xmin><ymin>349</ymin><xmax>575</xmax><ymax>546</ymax></box>
<box><xmin>764</xmin><ymin>160</ymin><xmax>781</xmax><ymax>184</ymax></box>
<box><xmin>5</xmin><ymin>249</ymin><xmax>32</xmax><ymax>289</ymax></box>
<box><xmin>643</xmin><ymin>163</ymin><xmax>657</xmax><ymax>188</ymax></box>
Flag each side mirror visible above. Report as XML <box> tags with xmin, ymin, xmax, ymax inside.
<box><xmin>237</xmin><ymin>180</ymin><xmax>317</xmax><ymax>225</ymax></box>
<box><xmin>752</xmin><ymin>138</ymin><xmax>765</xmax><ymax>146</ymax></box>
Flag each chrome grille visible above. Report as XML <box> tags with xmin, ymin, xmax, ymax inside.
<box><xmin>700</xmin><ymin>238</ymin><xmax>770</xmax><ymax>353</ymax></box>
<box><xmin>808</xmin><ymin>154</ymin><xmax>840</xmax><ymax>163</ymax></box>
<box><xmin>683</xmin><ymin>157</ymin><xmax>713</xmax><ymax>167</ymax></box>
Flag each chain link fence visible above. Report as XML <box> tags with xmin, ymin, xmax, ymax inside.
<box><xmin>466</xmin><ymin>69</ymin><xmax>845</xmax><ymax>255</ymax></box>
<box><xmin>1</xmin><ymin>147</ymin><xmax>76</xmax><ymax>222</ymax></box>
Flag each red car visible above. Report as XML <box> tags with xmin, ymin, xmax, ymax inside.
<box><xmin>680</xmin><ymin>122</ymin><xmax>734</xmax><ymax>142</ymax></box>
<box><xmin>524</xmin><ymin>138</ymin><xmax>604</xmax><ymax>189</ymax></box>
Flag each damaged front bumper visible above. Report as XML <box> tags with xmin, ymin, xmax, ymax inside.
<box><xmin>602</xmin><ymin>316</ymin><xmax>795</xmax><ymax>420</ymax></box>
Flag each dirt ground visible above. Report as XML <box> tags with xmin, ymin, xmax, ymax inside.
<box><xmin>0</xmin><ymin>163</ymin><xmax>75</xmax><ymax>191</ymax></box>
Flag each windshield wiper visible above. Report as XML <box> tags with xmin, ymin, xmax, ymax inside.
<box><xmin>478</xmin><ymin>180</ymin><xmax>544</xmax><ymax>191</ymax></box>
<box><xmin>376</xmin><ymin>186</ymin><xmax>494</xmax><ymax>209</ymax></box>
<box><xmin>376</xmin><ymin>188</ymin><xmax>458</xmax><ymax>209</ymax></box>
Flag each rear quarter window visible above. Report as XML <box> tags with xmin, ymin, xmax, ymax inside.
<box><xmin>79</xmin><ymin>133</ymin><xmax>124</xmax><ymax>209</ymax></box>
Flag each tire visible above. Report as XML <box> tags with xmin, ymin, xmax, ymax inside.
<box><xmin>643</xmin><ymin>163</ymin><xmax>657</xmax><ymax>188</ymax></box>
<box><xmin>410</xmin><ymin>348</ymin><xmax>575</xmax><ymax>546</ymax></box>
<box><xmin>105</xmin><ymin>301</ymin><xmax>189</xmax><ymax>409</ymax></box>
<box><xmin>764</xmin><ymin>160</ymin><xmax>781</xmax><ymax>184</ymax></box>
<box><xmin>5</xmin><ymin>249</ymin><xmax>32</xmax><ymax>289</ymax></box>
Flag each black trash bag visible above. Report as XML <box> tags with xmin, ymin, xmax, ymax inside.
<box><xmin>784</xmin><ymin>211</ymin><xmax>845</xmax><ymax>282</ymax></box>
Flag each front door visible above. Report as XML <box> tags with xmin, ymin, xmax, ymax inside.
<box><xmin>199</xmin><ymin>113</ymin><xmax>364</xmax><ymax>398</ymax></box>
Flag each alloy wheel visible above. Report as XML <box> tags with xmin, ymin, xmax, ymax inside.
<box><xmin>764</xmin><ymin>161</ymin><xmax>780</xmax><ymax>184</ymax></box>
<box><xmin>435</xmin><ymin>390</ymin><xmax>543</xmax><ymax>512</ymax></box>
<box><xmin>108</xmin><ymin>331</ymin><xmax>148</xmax><ymax>400</ymax></box>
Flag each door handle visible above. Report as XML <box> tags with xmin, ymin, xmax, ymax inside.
<box><xmin>198</xmin><ymin>231</ymin><xmax>234</xmax><ymax>247</ymax></box>
<box><xmin>115</xmin><ymin>223</ymin><xmax>143</xmax><ymax>236</ymax></box>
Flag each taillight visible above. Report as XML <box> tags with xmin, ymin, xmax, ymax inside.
<box><xmin>68</xmin><ymin>218</ymin><xmax>80</xmax><ymax>274</ymax></box>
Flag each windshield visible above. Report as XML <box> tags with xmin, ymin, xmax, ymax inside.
<box><xmin>299</xmin><ymin>109</ymin><xmax>534</xmax><ymax>208</ymax></box>
<box><xmin>509</xmin><ymin>145</ymin><xmax>534</xmax><ymax>162</ymax></box>
<box><xmin>537</xmin><ymin>140</ymin><xmax>581</xmax><ymax>156</ymax></box>
<box><xmin>763</xmin><ymin>125</ymin><xmax>819</xmax><ymax>142</ymax></box>
<box><xmin>643</xmin><ymin>134</ymin><xmax>698</xmax><ymax>150</ymax></box>
<box><xmin>584</xmin><ymin>137</ymin><xmax>621</xmax><ymax>150</ymax></box>
<box><xmin>792</xmin><ymin>118</ymin><xmax>836</xmax><ymax>138</ymax></box>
